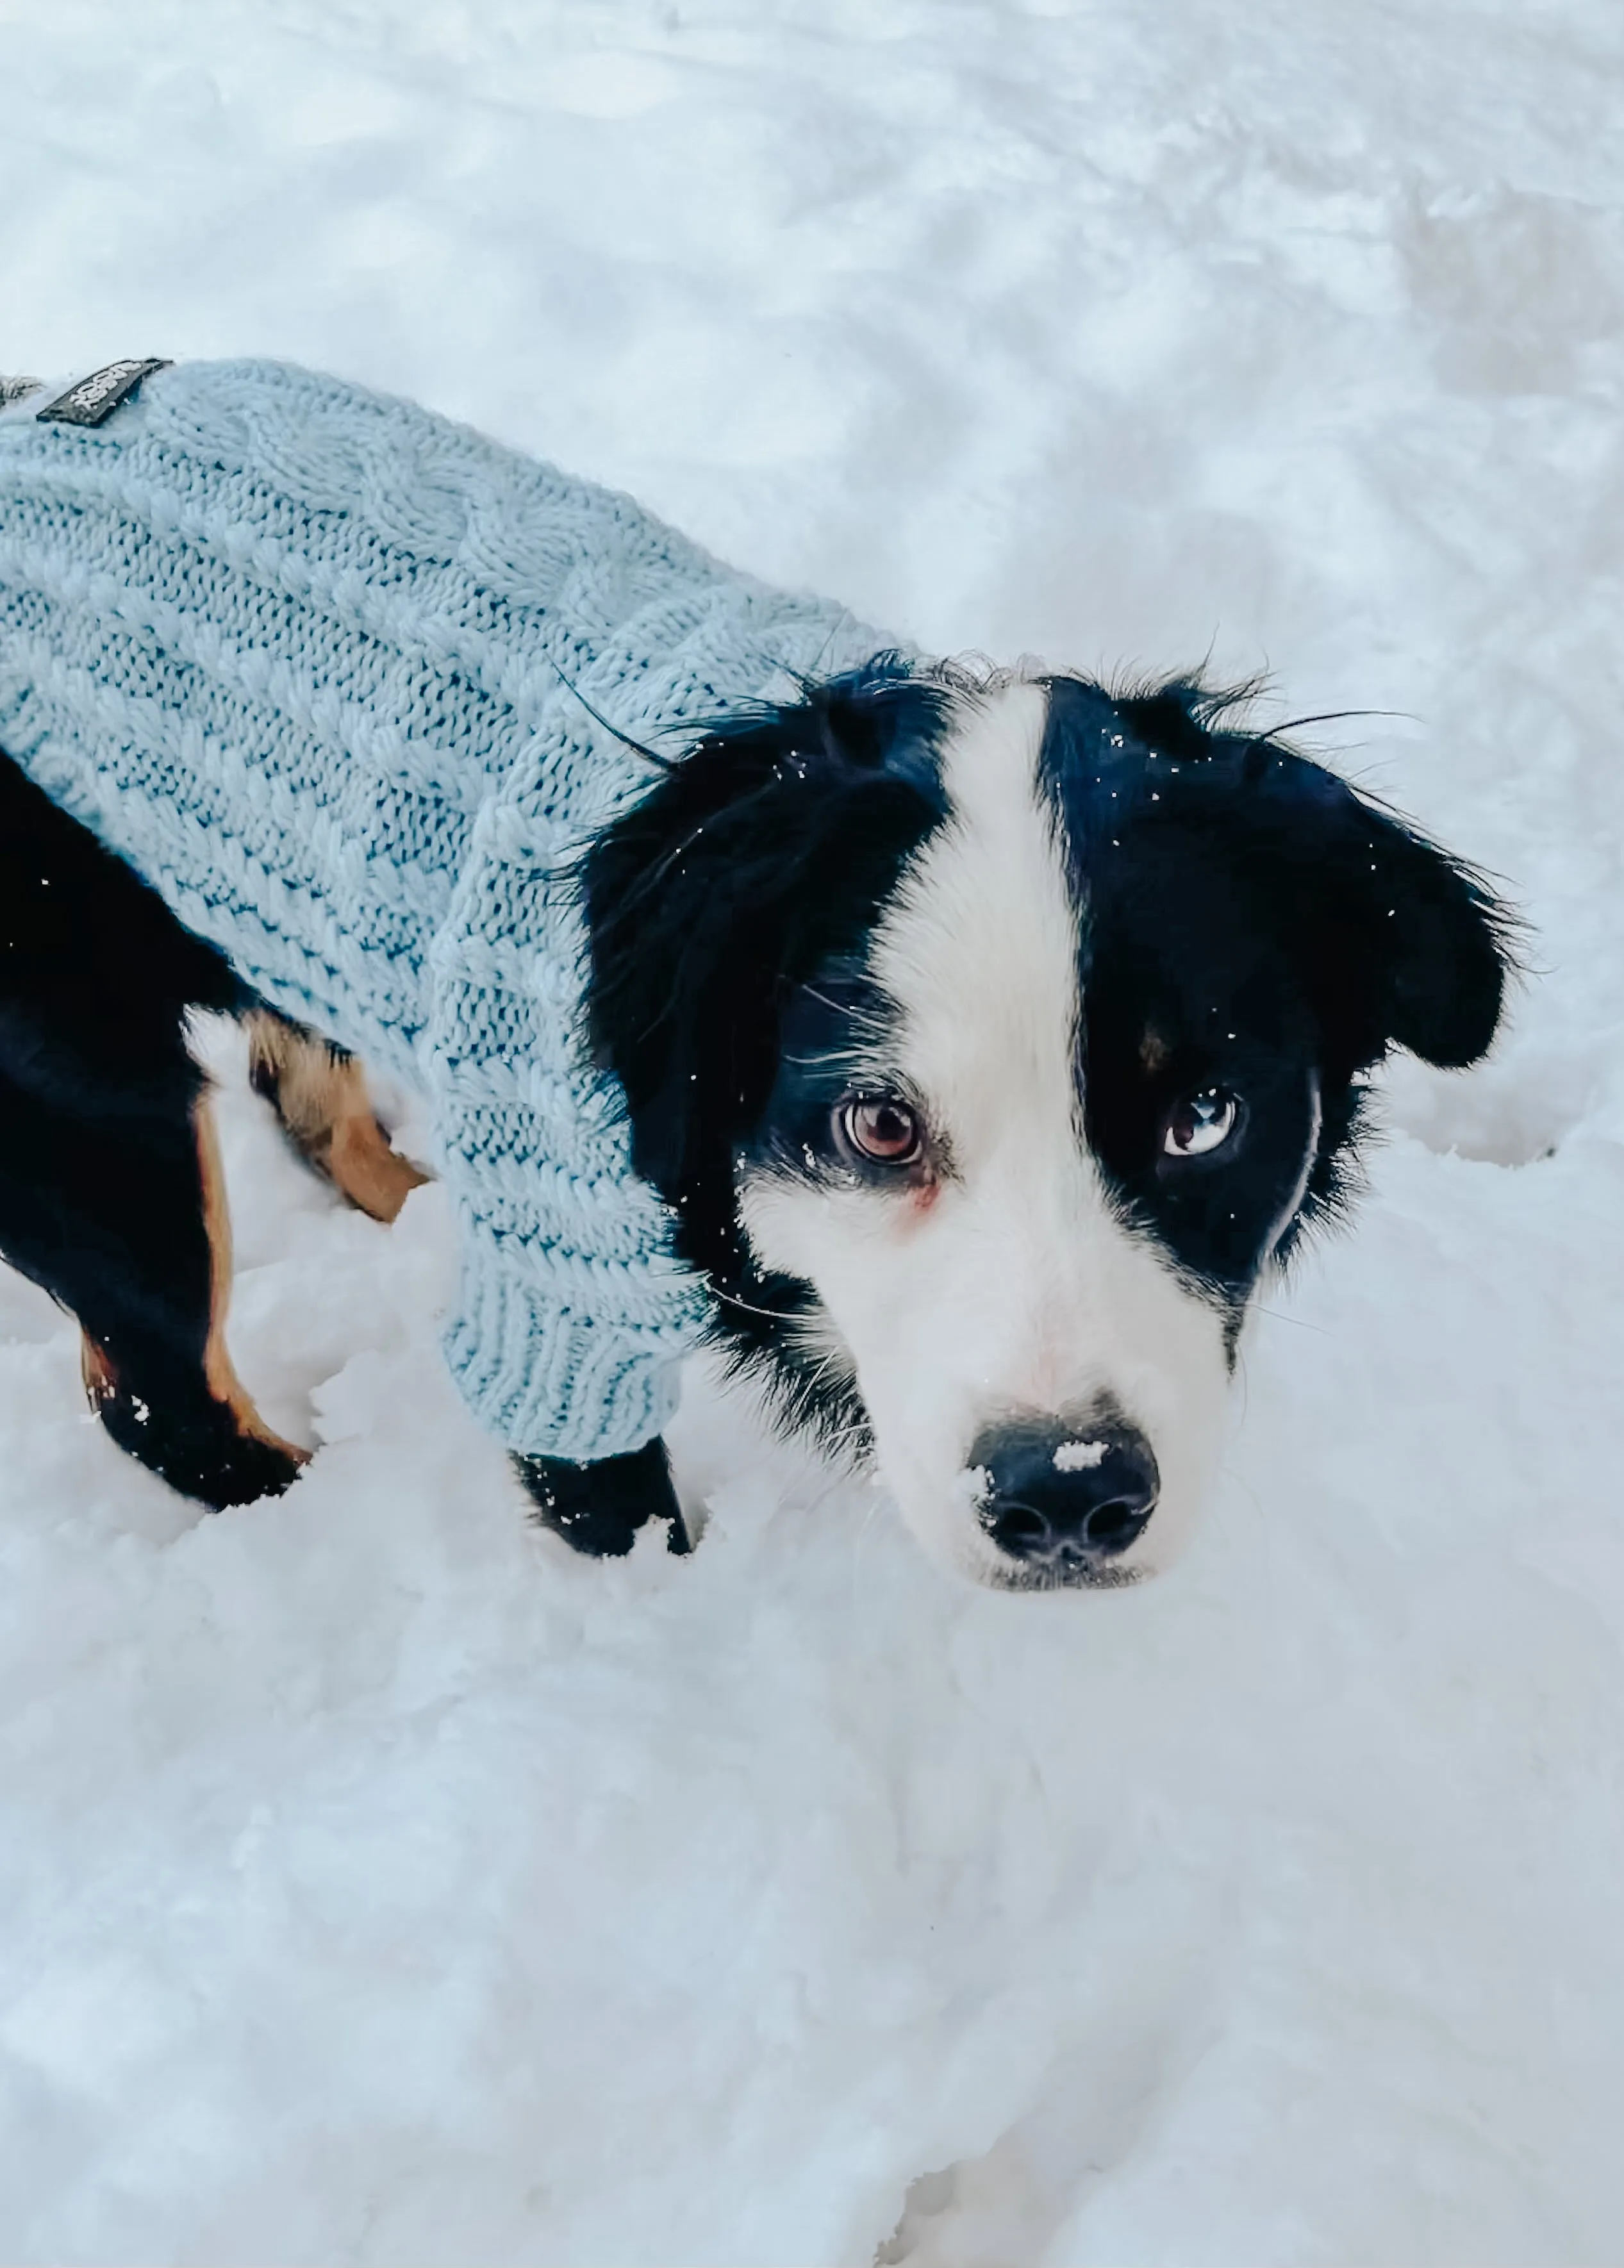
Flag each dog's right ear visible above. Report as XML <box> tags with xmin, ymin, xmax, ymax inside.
<box><xmin>1236</xmin><ymin>749</ymin><xmax>1518</xmax><ymax>1079</ymax></box>
<box><xmin>579</xmin><ymin>661</ymin><xmax>951</xmax><ymax>1207</ymax></box>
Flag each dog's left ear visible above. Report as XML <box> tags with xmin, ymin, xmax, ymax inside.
<box><xmin>577</xmin><ymin>663</ymin><xmax>950</xmax><ymax>1205</ymax></box>
<box><xmin>1278</xmin><ymin>774</ymin><xmax>1515</xmax><ymax>1073</ymax></box>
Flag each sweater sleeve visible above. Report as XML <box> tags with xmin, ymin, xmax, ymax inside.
<box><xmin>424</xmin><ymin>700</ymin><xmax>709</xmax><ymax>1462</ymax></box>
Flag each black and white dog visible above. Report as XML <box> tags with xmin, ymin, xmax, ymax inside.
<box><xmin>588</xmin><ymin>660</ymin><xmax>1511</xmax><ymax>1585</ymax></box>
<box><xmin>0</xmin><ymin>660</ymin><xmax>1511</xmax><ymax>1590</ymax></box>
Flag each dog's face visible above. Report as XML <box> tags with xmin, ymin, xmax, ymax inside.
<box><xmin>584</xmin><ymin>665</ymin><xmax>1509</xmax><ymax>1591</ymax></box>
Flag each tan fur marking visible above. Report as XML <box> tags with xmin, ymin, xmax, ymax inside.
<box><xmin>245</xmin><ymin>1008</ymin><xmax>429</xmax><ymax>1225</ymax></box>
<box><xmin>195</xmin><ymin>1091</ymin><xmax>310</xmax><ymax>1465</ymax></box>
<box><xmin>81</xmin><ymin>1333</ymin><xmax>117</xmax><ymax>1410</ymax></box>
<box><xmin>1139</xmin><ymin>1027</ymin><xmax>1170</xmax><ymax>1073</ymax></box>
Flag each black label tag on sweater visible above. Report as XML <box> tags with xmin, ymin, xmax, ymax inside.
<box><xmin>37</xmin><ymin>359</ymin><xmax>171</xmax><ymax>427</ymax></box>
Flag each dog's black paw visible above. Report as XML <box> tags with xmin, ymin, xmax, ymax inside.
<box><xmin>513</xmin><ymin>1436</ymin><xmax>690</xmax><ymax>1557</ymax></box>
<box><xmin>91</xmin><ymin>1380</ymin><xmax>307</xmax><ymax>1510</ymax></box>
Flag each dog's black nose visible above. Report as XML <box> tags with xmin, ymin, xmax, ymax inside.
<box><xmin>968</xmin><ymin>1412</ymin><xmax>1159</xmax><ymax>1577</ymax></box>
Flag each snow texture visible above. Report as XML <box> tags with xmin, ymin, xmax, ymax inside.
<box><xmin>1051</xmin><ymin>1441</ymin><xmax>1108</xmax><ymax>1474</ymax></box>
<box><xmin>3</xmin><ymin>1</ymin><xmax>1623</xmax><ymax>2260</ymax></box>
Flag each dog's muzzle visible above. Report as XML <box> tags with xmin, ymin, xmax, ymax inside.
<box><xmin>968</xmin><ymin>1409</ymin><xmax>1159</xmax><ymax>1583</ymax></box>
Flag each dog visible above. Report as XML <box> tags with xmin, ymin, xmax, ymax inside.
<box><xmin>0</xmin><ymin>360</ymin><xmax>1513</xmax><ymax>1590</ymax></box>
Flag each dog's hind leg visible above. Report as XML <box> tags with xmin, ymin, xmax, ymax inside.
<box><xmin>245</xmin><ymin>1007</ymin><xmax>429</xmax><ymax>1225</ymax></box>
<box><xmin>0</xmin><ymin>745</ymin><xmax>306</xmax><ymax>1508</ymax></box>
<box><xmin>85</xmin><ymin>1089</ymin><xmax>311</xmax><ymax>1505</ymax></box>
<box><xmin>191</xmin><ymin>1089</ymin><xmax>311</xmax><ymax>1478</ymax></box>
<box><xmin>0</xmin><ymin>1075</ymin><xmax>309</xmax><ymax>1509</ymax></box>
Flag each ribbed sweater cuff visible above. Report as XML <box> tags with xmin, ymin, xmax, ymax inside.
<box><xmin>442</xmin><ymin>1235</ymin><xmax>693</xmax><ymax>1461</ymax></box>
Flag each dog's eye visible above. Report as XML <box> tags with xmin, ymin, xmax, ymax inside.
<box><xmin>1163</xmin><ymin>1089</ymin><xmax>1240</xmax><ymax>1159</ymax></box>
<box><xmin>836</xmin><ymin>1095</ymin><xmax>924</xmax><ymax>1166</ymax></box>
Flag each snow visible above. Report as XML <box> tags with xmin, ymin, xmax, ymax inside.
<box><xmin>1051</xmin><ymin>1441</ymin><xmax>1107</xmax><ymax>1473</ymax></box>
<box><xmin>3</xmin><ymin>0</ymin><xmax>1624</xmax><ymax>2257</ymax></box>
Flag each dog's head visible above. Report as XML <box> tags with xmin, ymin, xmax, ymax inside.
<box><xmin>583</xmin><ymin>663</ymin><xmax>1512</xmax><ymax>1590</ymax></box>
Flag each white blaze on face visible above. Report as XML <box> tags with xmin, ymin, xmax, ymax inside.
<box><xmin>738</xmin><ymin>681</ymin><xmax>1234</xmax><ymax>1589</ymax></box>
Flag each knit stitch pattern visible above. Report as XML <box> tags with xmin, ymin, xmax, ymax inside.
<box><xmin>0</xmin><ymin>360</ymin><xmax>884</xmax><ymax>1458</ymax></box>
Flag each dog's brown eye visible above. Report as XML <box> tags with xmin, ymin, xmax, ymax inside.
<box><xmin>838</xmin><ymin>1096</ymin><xmax>924</xmax><ymax>1166</ymax></box>
<box><xmin>1163</xmin><ymin>1089</ymin><xmax>1239</xmax><ymax>1159</ymax></box>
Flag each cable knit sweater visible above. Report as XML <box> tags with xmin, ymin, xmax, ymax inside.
<box><xmin>0</xmin><ymin>359</ymin><xmax>882</xmax><ymax>1459</ymax></box>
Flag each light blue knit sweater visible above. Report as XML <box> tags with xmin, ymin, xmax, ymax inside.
<box><xmin>0</xmin><ymin>359</ymin><xmax>882</xmax><ymax>1459</ymax></box>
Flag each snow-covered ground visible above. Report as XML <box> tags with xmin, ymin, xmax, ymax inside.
<box><xmin>3</xmin><ymin>0</ymin><xmax>1624</xmax><ymax>2258</ymax></box>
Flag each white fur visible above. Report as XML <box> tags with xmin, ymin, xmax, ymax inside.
<box><xmin>739</xmin><ymin>682</ymin><xmax>1234</xmax><ymax>1591</ymax></box>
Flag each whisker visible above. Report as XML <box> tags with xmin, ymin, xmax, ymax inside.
<box><xmin>1268</xmin><ymin>706</ymin><xmax>1411</xmax><ymax>739</ymax></box>
<box><xmin>1250</xmin><ymin>1302</ymin><xmax>1333</xmax><ymax>1337</ymax></box>
<box><xmin>549</xmin><ymin>658</ymin><xmax>679</xmax><ymax>771</ymax></box>
<box><xmin>711</xmin><ymin>1284</ymin><xmax>799</xmax><ymax>1327</ymax></box>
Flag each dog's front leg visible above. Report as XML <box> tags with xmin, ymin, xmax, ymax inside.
<box><xmin>245</xmin><ymin>1007</ymin><xmax>429</xmax><ymax>1223</ymax></box>
<box><xmin>512</xmin><ymin>1437</ymin><xmax>690</xmax><ymax>1557</ymax></box>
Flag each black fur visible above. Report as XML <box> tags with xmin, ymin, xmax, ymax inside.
<box><xmin>581</xmin><ymin>658</ymin><xmax>955</xmax><ymax>1450</ymax></box>
<box><xmin>0</xmin><ymin>748</ymin><xmax>301</xmax><ymax>1507</ymax></box>
<box><xmin>513</xmin><ymin>1437</ymin><xmax>689</xmax><ymax>1557</ymax></box>
<box><xmin>1040</xmin><ymin>676</ymin><xmax>1513</xmax><ymax>1323</ymax></box>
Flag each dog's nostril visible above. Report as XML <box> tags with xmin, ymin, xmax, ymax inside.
<box><xmin>1084</xmin><ymin>1493</ymin><xmax>1154</xmax><ymax>1553</ymax></box>
<box><xmin>990</xmin><ymin>1502</ymin><xmax>1048</xmax><ymax>1552</ymax></box>
<box><xmin>968</xmin><ymin>1411</ymin><xmax>1159</xmax><ymax>1575</ymax></box>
